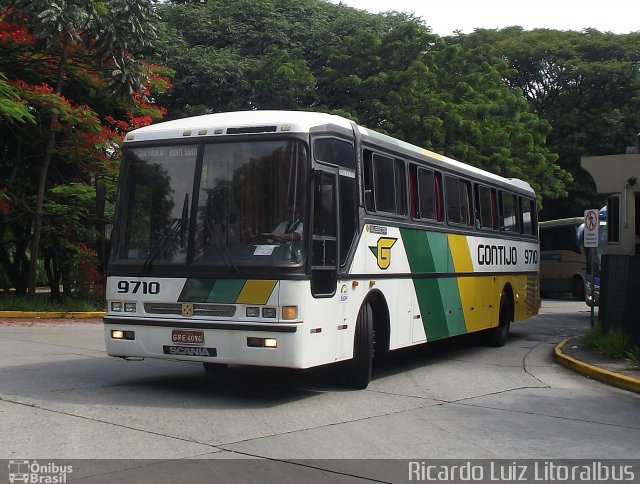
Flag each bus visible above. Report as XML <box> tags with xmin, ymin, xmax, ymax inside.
<box><xmin>539</xmin><ymin>214</ymin><xmax>607</xmax><ymax>304</ymax></box>
<box><xmin>539</xmin><ymin>218</ymin><xmax>587</xmax><ymax>299</ymax></box>
<box><xmin>104</xmin><ymin>110</ymin><xmax>540</xmax><ymax>389</ymax></box>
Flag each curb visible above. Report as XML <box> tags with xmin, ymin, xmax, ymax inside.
<box><xmin>0</xmin><ymin>311</ymin><xmax>105</xmax><ymax>319</ymax></box>
<box><xmin>554</xmin><ymin>338</ymin><xmax>640</xmax><ymax>394</ymax></box>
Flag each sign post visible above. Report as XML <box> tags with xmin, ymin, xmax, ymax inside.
<box><xmin>584</xmin><ymin>209</ymin><xmax>599</xmax><ymax>328</ymax></box>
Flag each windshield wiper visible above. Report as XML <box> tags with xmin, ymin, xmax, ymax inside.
<box><xmin>142</xmin><ymin>217</ymin><xmax>183</xmax><ymax>273</ymax></box>
<box><xmin>214</xmin><ymin>242</ymin><xmax>241</xmax><ymax>276</ymax></box>
<box><xmin>207</xmin><ymin>218</ymin><xmax>240</xmax><ymax>276</ymax></box>
<box><xmin>142</xmin><ymin>194</ymin><xmax>189</xmax><ymax>273</ymax></box>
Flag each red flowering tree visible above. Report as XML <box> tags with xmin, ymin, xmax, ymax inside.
<box><xmin>0</xmin><ymin>2</ymin><xmax>172</xmax><ymax>298</ymax></box>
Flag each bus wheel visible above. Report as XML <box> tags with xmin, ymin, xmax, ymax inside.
<box><xmin>203</xmin><ymin>362</ymin><xmax>228</xmax><ymax>373</ymax></box>
<box><xmin>486</xmin><ymin>293</ymin><xmax>511</xmax><ymax>347</ymax></box>
<box><xmin>346</xmin><ymin>302</ymin><xmax>373</xmax><ymax>389</ymax></box>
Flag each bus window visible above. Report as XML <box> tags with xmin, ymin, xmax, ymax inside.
<box><xmin>313</xmin><ymin>138</ymin><xmax>355</xmax><ymax>169</ymax></box>
<box><xmin>500</xmin><ymin>192</ymin><xmax>519</xmax><ymax>233</ymax></box>
<box><xmin>409</xmin><ymin>164</ymin><xmax>419</xmax><ymax>219</ymax></box>
<box><xmin>311</xmin><ymin>171</ymin><xmax>337</xmax><ymax>297</ymax></box>
<box><xmin>475</xmin><ymin>184</ymin><xmax>496</xmax><ymax>230</ymax></box>
<box><xmin>394</xmin><ymin>159</ymin><xmax>407</xmax><ymax>216</ymax></box>
<box><xmin>446</xmin><ymin>176</ymin><xmax>472</xmax><ymax>226</ymax></box>
<box><xmin>373</xmin><ymin>153</ymin><xmax>396</xmax><ymax>213</ymax></box>
<box><xmin>339</xmin><ymin>174</ymin><xmax>358</xmax><ymax>266</ymax></box>
<box><xmin>365</xmin><ymin>151</ymin><xmax>406</xmax><ymax>215</ymax></box>
<box><xmin>521</xmin><ymin>197</ymin><xmax>537</xmax><ymax>236</ymax></box>
<box><xmin>413</xmin><ymin>166</ymin><xmax>442</xmax><ymax>222</ymax></box>
<box><xmin>115</xmin><ymin>145</ymin><xmax>198</xmax><ymax>263</ymax></box>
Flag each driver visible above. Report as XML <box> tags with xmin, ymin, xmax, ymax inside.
<box><xmin>263</xmin><ymin>206</ymin><xmax>303</xmax><ymax>242</ymax></box>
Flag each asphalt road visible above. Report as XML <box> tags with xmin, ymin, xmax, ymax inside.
<box><xmin>1</xmin><ymin>300</ymin><xmax>638</xmax><ymax>483</ymax></box>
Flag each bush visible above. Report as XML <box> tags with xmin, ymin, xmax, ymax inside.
<box><xmin>594</xmin><ymin>330</ymin><xmax>631</xmax><ymax>359</ymax></box>
<box><xmin>582</xmin><ymin>322</ymin><xmax>640</xmax><ymax>365</ymax></box>
<box><xmin>627</xmin><ymin>346</ymin><xmax>640</xmax><ymax>369</ymax></box>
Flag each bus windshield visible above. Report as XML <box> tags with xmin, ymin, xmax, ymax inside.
<box><xmin>112</xmin><ymin>139</ymin><xmax>308</xmax><ymax>270</ymax></box>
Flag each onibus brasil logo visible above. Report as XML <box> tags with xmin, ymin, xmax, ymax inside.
<box><xmin>8</xmin><ymin>460</ymin><xmax>73</xmax><ymax>483</ymax></box>
<box><xmin>369</xmin><ymin>237</ymin><xmax>397</xmax><ymax>270</ymax></box>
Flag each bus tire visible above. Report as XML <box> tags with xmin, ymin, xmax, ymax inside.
<box><xmin>203</xmin><ymin>362</ymin><xmax>228</xmax><ymax>373</ymax></box>
<box><xmin>486</xmin><ymin>293</ymin><xmax>511</xmax><ymax>347</ymax></box>
<box><xmin>346</xmin><ymin>302</ymin><xmax>373</xmax><ymax>389</ymax></box>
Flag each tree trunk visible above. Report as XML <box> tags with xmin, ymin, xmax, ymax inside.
<box><xmin>26</xmin><ymin>37</ymin><xmax>69</xmax><ymax>298</ymax></box>
<box><xmin>43</xmin><ymin>248</ymin><xmax>62</xmax><ymax>300</ymax></box>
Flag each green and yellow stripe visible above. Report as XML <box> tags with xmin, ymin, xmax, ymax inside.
<box><xmin>401</xmin><ymin>229</ymin><xmax>509</xmax><ymax>341</ymax></box>
<box><xmin>178</xmin><ymin>279</ymin><xmax>277</xmax><ymax>305</ymax></box>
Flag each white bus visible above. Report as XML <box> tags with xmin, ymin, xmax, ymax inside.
<box><xmin>104</xmin><ymin>111</ymin><xmax>540</xmax><ymax>388</ymax></box>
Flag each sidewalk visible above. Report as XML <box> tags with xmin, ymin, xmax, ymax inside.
<box><xmin>555</xmin><ymin>336</ymin><xmax>640</xmax><ymax>394</ymax></box>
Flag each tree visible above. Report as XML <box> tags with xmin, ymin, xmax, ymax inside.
<box><xmin>452</xmin><ymin>28</ymin><xmax>640</xmax><ymax>219</ymax></box>
<box><xmin>155</xmin><ymin>0</ymin><xmax>569</xmax><ymax>202</ymax></box>
<box><xmin>5</xmin><ymin>0</ymin><xmax>160</xmax><ymax>296</ymax></box>
<box><xmin>0</xmin><ymin>3</ymin><xmax>171</xmax><ymax>296</ymax></box>
<box><xmin>0</xmin><ymin>72</ymin><xmax>34</xmax><ymax>124</ymax></box>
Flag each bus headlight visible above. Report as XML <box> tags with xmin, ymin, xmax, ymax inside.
<box><xmin>124</xmin><ymin>302</ymin><xmax>137</xmax><ymax>313</ymax></box>
<box><xmin>262</xmin><ymin>307</ymin><xmax>276</xmax><ymax>318</ymax></box>
<box><xmin>111</xmin><ymin>302</ymin><xmax>123</xmax><ymax>312</ymax></box>
<box><xmin>247</xmin><ymin>337</ymin><xmax>277</xmax><ymax>348</ymax></box>
<box><xmin>111</xmin><ymin>330</ymin><xmax>135</xmax><ymax>340</ymax></box>
<box><xmin>246</xmin><ymin>307</ymin><xmax>260</xmax><ymax>317</ymax></box>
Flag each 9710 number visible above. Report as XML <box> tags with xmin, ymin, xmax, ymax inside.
<box><xmin>524</xmin><ymin>249</ymin><xmax>539</xmax><ymax>264</ymax></box>
<box><xmin>117</xmin><ymin>280</ymin><xmax>160</xmax><ymax>294</ymax></box>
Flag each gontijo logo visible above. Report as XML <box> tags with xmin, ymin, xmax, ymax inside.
<box><xmin>369</xmin><ymin>237</ymin><xmax>397</xmax><ymax>270</ymax></box>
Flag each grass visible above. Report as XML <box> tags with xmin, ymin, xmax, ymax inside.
<box><xmin>0</xmin><ymin>292</ymin><xmax>105</xmax><ymax>312</ymax></box>
<box><xmin>582</xmin><ymin>322</ymin><xmax>640</xmax><ymax>369</ymax></box>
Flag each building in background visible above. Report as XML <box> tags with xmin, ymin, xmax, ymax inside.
<box><xmin>582</xmin><ymin>135</ymin><xmax>640</xmax><ymax>341</ymax></box>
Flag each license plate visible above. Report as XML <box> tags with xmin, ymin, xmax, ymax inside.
<box><xmin>171</xmin><ymin>329</ymin><xmax>204</xmax><ymax>345</ymax></box>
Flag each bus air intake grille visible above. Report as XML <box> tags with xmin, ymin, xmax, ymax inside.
<box><xmin>144</xmin><ymin>303</ymin><xmax>236</xmax><ymax>318</ymax></box>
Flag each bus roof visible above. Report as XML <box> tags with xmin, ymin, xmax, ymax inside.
<box><xmin>124</xmin><ymin>110</ymin><xmax>354</xmax><ymax>141</ymax></box>
<box><xmin>125</xmin><ymin>110</ymin><xmax>534</xmax><ymax>195</ymax></box>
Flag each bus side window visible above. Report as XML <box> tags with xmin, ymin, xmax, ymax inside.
<box><xmin>435</xmin><ymin>174</ymin><xmax>443</xmax><ymax>221</ymax></box>
<box><xmin>475</xmin><ymin>184</ymin><xmax>496</xmax><ymax>230</ymax></box>
<box><xmin>416</xmin><ymin>167</ymin><xmax>441</xmax><ymax>222</ymax></box>
<box><xmin>500</xmin><ymin>192</ymin><xmax>520</xmax><ymax>233</ymax></box>
<box><xmin>364</xmin><ymin>150</ymin><xmax>406</xmax><ymax>216</ymax></box>
<box><xmin>445</xmin><ymin>176</ymin><xmax>472</xmax><ymax>226</ymax></box>
<box><xmin>363</xmin><ymin>150</ymin><xmax>374</xmax><ymax>211</ymax></box>
<box><xmin>520</xmin><ymin>197</ymin><xmax>537</xmax><ymax>236</ymax></box>
<box><xmin>409</xmin><ymin>164</ymin><xmax>419</xmax><ymax>219</ymax></box>
<box><xmin>394</xmin><ymin>159</ymin><xmax>407</xmax><ymax>216</ymax></box>
<box><xmin>313</xmin><ymin>138</ymin><xmax>355</xmax><ymax>169</ymax></box>
<box><xmin>463</xmin><ymin>180</ymin><xmax>472</xmax><ymax>226</ymax></box>
<box><xmin>372</xmin><ymin>153</ymin><xmax>397</xmax><ymax>214</ymax></box>
<box><xmin>490</xmin><ymin>189</ymin><xmax>497</xmax><ymax>229</ymax></box>
<box><xmin>445</xmin><ymin>175</ymin><xmax>459</xmax><ymax>224</ymax></box>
